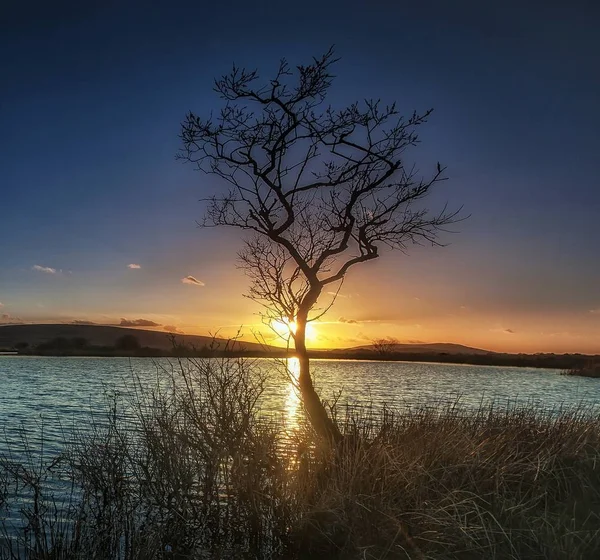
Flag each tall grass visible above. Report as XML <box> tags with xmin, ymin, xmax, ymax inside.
<box><xmin>1</xmin><ymin>357</ymin><xmax>600</xmax><ymax>559</ymax></box>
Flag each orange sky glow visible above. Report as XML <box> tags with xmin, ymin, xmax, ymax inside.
<box><xmin>7</xmin><ymin>242</ymin><xmax>599</xmax><ymax>355</ymax></box>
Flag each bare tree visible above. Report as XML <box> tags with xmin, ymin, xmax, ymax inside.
<box><xmin>372</xmin><ymin>337</ymin><xmax>400</xmax><ymax>356</ymax></box>
<box><xmin>179</xmin><ymin>48</ymin><xmax>461</xmax><ymax>441</ymax></box>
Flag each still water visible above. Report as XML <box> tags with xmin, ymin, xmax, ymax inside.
<box><xmin>1</xmin><ymin>356</ymin><xmax>599</xmax><ymax>458</ymax></box>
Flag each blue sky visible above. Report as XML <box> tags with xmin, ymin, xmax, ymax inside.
<box><xmin>1</xmin><ymin>0</ymin><xmax>599</xmax><ymax>352</ymax></box>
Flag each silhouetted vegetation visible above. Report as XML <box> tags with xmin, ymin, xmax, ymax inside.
<box><xmin>1</xmin><ymin>357</ymin><xmax>599</xmax><ymax>558</ymax></box>
<box><xmin>8</xmin><ymin>333</ymin><xmax>600</xmax><ymax>371</ymax></box>
<box><xmin>179</xmin><ymin>48</ymin><xmax>463</xmax><ymax>441</ymax></box>
<box><xmin>371</xmin><ymin>337</ymin><xmax>400</xmax><ymax>355</ymax></box>
<box><xmin>562</xmin><ymin>359</ymin><xmax>600</xmax><ymax>378</ymax></box>
<box><xmin>115</xmin><ymin>334</ymin><xmax>141</xmax><ymax>352</ymax></box>
<box><xmin>315</xmin><ymin>349</ymin><xmax>600</xmax><ymax>370</ymax></box>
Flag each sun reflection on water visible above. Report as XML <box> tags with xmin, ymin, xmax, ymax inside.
<box><xmin>284</xmin><ymin>357</ymin><xmax>301</xmax><ymax>429</ymax></box>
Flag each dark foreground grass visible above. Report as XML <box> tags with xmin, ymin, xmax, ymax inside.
<box><xmin>1</xmin><ymin>358</ymin><xmax>600</xmax><ymax>559</ymax></box>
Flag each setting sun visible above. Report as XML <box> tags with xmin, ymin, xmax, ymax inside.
<box><xmin>271</xmin><ymin>318</ymin><xmax>318</xmax><ymax>343</ymax></box>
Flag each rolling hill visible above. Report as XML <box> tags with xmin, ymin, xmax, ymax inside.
<box><xmin>345</xmin><ymin>342</ymin><xmax>493</xmax><ymax>355</ymax></box>
<box><xmin>0</xmin><ymin>324</ymin><xmax>275</xmax><ymax>352</ymax></box>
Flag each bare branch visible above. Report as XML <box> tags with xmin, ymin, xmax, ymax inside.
<box><xmin>180</xmin><ymin>49</ymin><xmax>463</xmax><ymax>440</ymax></box>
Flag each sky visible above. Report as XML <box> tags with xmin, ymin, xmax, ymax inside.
<box><xmin>1</xmin><ymin>0</ymin><xmax>599</xmax><ymax>353</ymax></box>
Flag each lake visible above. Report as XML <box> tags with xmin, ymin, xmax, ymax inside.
<box><xmin>1</xmin><ymin>356</ymin><xmax>599</xmax><ymax>461</ymax></box>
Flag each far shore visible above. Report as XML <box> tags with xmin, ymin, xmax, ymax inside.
<box><xmin>1</xmin><ymin>324</ymin><xmax>597</xmax><ymax>371</ymax></box>
<box><xmin>3</xmin><ymin>347</ymin><xmax>599</xmax><ymax>371</ymax></box>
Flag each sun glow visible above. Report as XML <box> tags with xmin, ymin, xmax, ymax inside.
<box><xmin>271</xmin><ymin>318</ymin><xmax>317</xmax><ymax>342</ymax></box>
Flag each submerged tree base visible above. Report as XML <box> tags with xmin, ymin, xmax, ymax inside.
<box><xmin>2</xmin><ymin>358</ymin><xmax>600</xmax><ymax>559</ymax></box>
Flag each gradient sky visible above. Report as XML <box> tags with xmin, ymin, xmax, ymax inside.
<box><xmin>1</xmin><ymin>0</ymin><xmax>599</xmax><ymax>353</ymax></box>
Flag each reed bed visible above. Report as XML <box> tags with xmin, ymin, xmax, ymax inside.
<box><xmin>1</xmin><ymin>357</ymin><xmax>599</xmax><ymax>559</ymax></box>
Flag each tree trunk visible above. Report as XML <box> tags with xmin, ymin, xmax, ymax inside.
<box><xmin>294</xmin><ymin>311</ymin><xmax>342</xmax><ymax>443</ymax></box>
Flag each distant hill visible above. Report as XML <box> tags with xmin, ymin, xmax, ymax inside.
<box><xmin>2</xmin><ymin>324</ymin><xmax>597</xmax><ymax>370</ymax></box>
<box><xmin>0</xmin><ymin>324</ymin><xmax>492</xmax><ymax>356</ymax></box>
<box><xmin>345</xmin><ymin>342</ymin><xmax>493</xmax><ymax>355</ymax></box>
<box><xmin>0</xmin><ymin>324</ymin><xmax>274</xmax><ymax>352</ymax></box>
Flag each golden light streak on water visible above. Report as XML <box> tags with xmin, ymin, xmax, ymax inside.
<box><xmin>284</xmin><ymin>357</ymin><xmax>301</xmax><ymax>429</ymax></box>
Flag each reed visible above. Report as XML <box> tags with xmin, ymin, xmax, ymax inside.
<box><xmin>1</xmin><ymin>357</ymin><xmax>599</xmax><ymax>559</ymax></box>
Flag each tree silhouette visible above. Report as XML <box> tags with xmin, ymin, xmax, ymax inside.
<box><xmin>179</xmin><ymin>49</ymin><xmax>461</xmax><ymax>441</ymax></box>
<box><xmin>115</xmin><ymin>334</ymin><xmax>140</xmax><ymax>352</ymax></box>
<box><xmin>372</xmin><ymin>337</ymin><xmax>400</xmax><ymax>356</ymax></box>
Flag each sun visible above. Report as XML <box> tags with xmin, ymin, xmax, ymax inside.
<box><xmin>271</xmin><ymin>318</ymin><xmax>317</xmax><ymax>342</ymax></box>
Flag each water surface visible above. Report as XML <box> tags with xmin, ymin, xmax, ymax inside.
<box><xmin>1</xmin><ymin>356</ymin><xmax>599</xmax><ymax>459</ymax></box>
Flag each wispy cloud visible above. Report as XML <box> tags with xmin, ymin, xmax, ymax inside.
<box><xmin>127</xmin><ymin>263</ymin><xmax>141</xmax><ymax>269</ymax></box>
<box><xmin>164</xmin><ymin>325</ymin><xmax>184</xmax><ymax>334</ymax></box>
<box><xmin>120</xmin><ymin>318</ymin><xmax>161</xmax><ymax>327</ymax></box>
<box><xmin>32</xmin><ymin>265</ymin><xmax>57</xmax><ymax>274</ymax></box>
<box><xmin>182</xmin><ymin>276</ymin><xmax>205</xmax><ymax>286</ymax></box>
<box><xmin>589</xmin><ymin>309</ymin><xmax>600</xmax><ymax>314</ymax></box>
<box><xmin>338</xmin><ymin>316</ymin><xmax>359</xmax><ymax>324</ymax></box>
<box><xmin>490</xmin><ymin>326</ymin><xmax>516</xmax><ymax>335</ymax></box>
<box><xmin>1</xmin><ymin>313</ymin><xmax>23</xmax><ymax>324</ymax></box>
<box><xmin>328</xmin><ymin>291</ymin><xmax>347</xmax><ymax>298</ymax></box>
<box><xmin>0</xmin><ymin>302</ymin><xmax>3</xmax><ymax>308</ymax></box>
<box><xmin>71</xmin><ymin>320</ymin><xmax>97</xmax><ymax>325</ymax></box>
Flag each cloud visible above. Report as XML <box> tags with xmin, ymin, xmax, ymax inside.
<box><xmin>0</xmin><ymin>302</ymin><xmax>3</xmax><ymax>308</ymax></box>
<box><xmin>328</xmin><ymin>291</ymin><xmax>348</xmax><ymax>298</ymax></box>
<box><xmin>1</xmin><ymin>313</ymin><xmax>23</xmax><ymax>324</ymax></box>
<box><xmin>182</xmin><ymin>276</ymin><xmax>205</xmax><ymax>286</ymax></box>
<box><xmin>120</xmin><ymin>318</ymin><xmax>161</xmax><ymax>327</ymax></box>
<box><xmin>338</xmin><ymin>316</ymin><xmax>359</xmax><ymax>324</ymax></box>
<box><xmin>71</xmin><ymin>320</ymin><xmax>97</xmax><ymax>325</ymax></box>
<box><xmin>490</xmin><ymin>327</ymin><xmax>516</xmax><ymax>335</ymax></box>
<box><xmin>127</xmin><ymin>264</ymin><xmax>141</xmax><ymax>269</ymax></box>
<box><xmin>164</xmin><ymin>325</ymin><xmax>184</xmax><ymax>334</ymax></box>
<box><xmin>589</xmin><ymin>309</ymin><xmax>600</xmax><ymax>314</ymax></box>
<box><xmin>32</xmin><ymin>265</ymin><xmax>57</xmax><ymax>274</ymax></box>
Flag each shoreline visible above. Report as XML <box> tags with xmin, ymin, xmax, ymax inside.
<box><xmin>4</xmin><ymin>348</ymin><xmax>598</xmax><ymax>371</ymax></box>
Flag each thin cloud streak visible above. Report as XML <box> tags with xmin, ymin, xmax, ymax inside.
<box><xmin>120</xmin><ymin>318</ymin><xmax>161</xmax><ymax>327</ymax></box>
<box><xmin>328</xmin><ymin>291</ymin><xmax>348</xmax><ymax>298</ymax></box>
<box><xmin>127</xmin><ymin>264</ymin><xmax>141</xmax><ymax>269</ymax></box>
<box><xmin>32</xmin><ymin>265</ymin><xmax>57</xmax><ymax>274</ymax></box>
<box><xmin>182</xmin><ymin>276</ymin><xmax>205</xmax><ymax>286</ymax></box>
